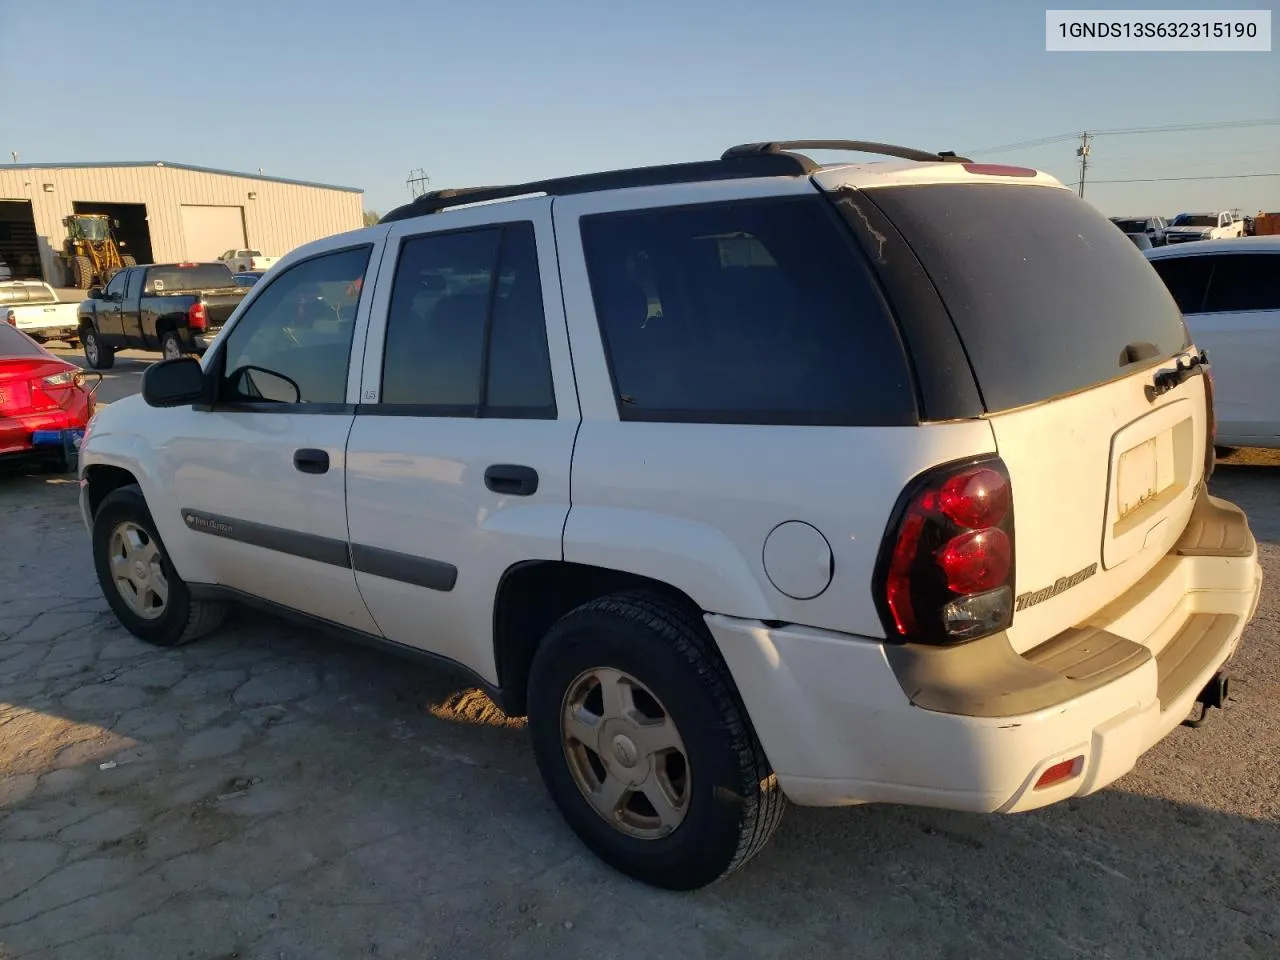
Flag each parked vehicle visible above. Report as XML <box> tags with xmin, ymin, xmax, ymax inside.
<box><xmin>0</xmin><ymin>323</ymin><xmax>98</xmax><ymax>470</ymax></box>
<box><xmin>61</xmin><ymin>214</ymin><xmax>136</xmax><ymax>288</ymax></box>
<box><xmin>1165</xmin><ymin>211</ymin><xmax>1245</xmax><ymax>244</ymax></box>
<box><xmin>77</xmin><ymin>140</ymin><xmax>1262</xmax><ymax>891</ymax></box>
<box><xmin>1110</xmin><ymin>215</ymin><xmax>1167</xmax><ymax>246</ymax></box>
<box><xmin>77</xmin><ymin>262</ymin><xmax>247</xmax><ymax>368</ymax></box>
<box><xmin>219</xmin><ymin>249</ymin><xmax>279</xmax><ymax>273</ymax></box>
<box><xmin>233</xmin><ymin>271</ymin><xmax>264</xmax><ymax>287</ymax></box>
<box><xmin>1146</xmin><ymin>236</ymin><xmax>1280</xmax><ymax>449</ymax></box>
<box><xmin>2</xmin><ymin>281</ymin><xmax>82</xmax><ymax>344</ymax></box>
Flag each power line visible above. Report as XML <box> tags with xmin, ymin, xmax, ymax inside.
<box><xmin>1088</xmin><ymin>172</ymin><xmax>1280</xmax><ymax>184</ymax></box>
<box><xmin>966</xmin><ymin>117</ymin><xmax>1280</xmax><ymax>155</ymax></box>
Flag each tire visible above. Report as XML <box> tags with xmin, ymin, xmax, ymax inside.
<box><xmin>121</xmin><ymin>255</ymin><xmax>137</xmax><ymax>267</ymax></box>
<box><xmin>527</xmin><ymin>590</ymin><xmax>786</xmax><ymax>890</ymax></box>
<box><xmin>82</xmin><ymin>327</ymin><xmax>115</xmax><ymax>370</ymax></box>
<box><xmin>91</xmin><ymin>484</ymin><xmax>226</xmax><ymax>647</ymax></box>
<box><xmin>160</xmin><ymin>330</ymin><xmax>184</xmax><ymax>361</ymax></box>
<box><xmin>71</xmin><ymin>255</ymin><xmax>93</xmax><ymax>289</ymax></box>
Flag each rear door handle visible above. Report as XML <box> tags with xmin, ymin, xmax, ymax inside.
<box><xmin>484</xmin><ymin>464</ymin><xmax>538</xmax><ymax>496</ymax></box>
<box><xmin>294</xmin><ymin>448</ymin><xmax>330</xmax><ymax>475</ymax></box>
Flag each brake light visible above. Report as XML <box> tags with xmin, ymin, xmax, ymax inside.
<box><xmin>187</xmin><ymin>302</ymin><xmax>207</xmax><ymax>332</ymax></box>
<box><xmin>1203</xmin><ymin>364</ymin><xmax>1217</xmax><ymax>480</ymax></box>
<box><xmin>877</xmin><ymin>458</ymin><xmax>1016</xmax><ymax>644</ymax></box>
<box><xmin>4</xmin><ymin>310</ymin><xmax>14</xmax><ymax>327</ymax></box>
<box><xmin>961</xmin><ymin>163</ymin><xmax>1038</xmax><ymax>178</ymax></box>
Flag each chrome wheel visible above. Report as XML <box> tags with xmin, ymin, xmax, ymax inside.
<box><xmin>162</xmin><ymin>336</ymin><xmax>182</xmax><ymax>360</ymax></box>
<box><xmin>107</xmin><ymin>520</ymin><xmax>169</xmax><ymax>620</ymax></box>
<box><xmin>84</xmin><ymin>334</ymin><xmax>98</xmax><ymax>366</ymax></box>
<box><xmin>561</xmin><ymin>667</ymin><xmax>690</xmax><ymax>839</ymax></box>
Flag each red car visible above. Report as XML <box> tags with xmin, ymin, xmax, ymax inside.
<box><xmin>0</xmin><ymin>322</ymin><xmax>97</xmax><ymax>470</ymax></box>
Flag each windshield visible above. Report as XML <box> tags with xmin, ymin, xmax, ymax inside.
<box><xmin>860</xmin><ymin>182</ymin><xmax>1190</xmax><ymax>412</ymax></box>
<box><xmin>72</xmin><ymin>217</ymin><xmax>110</xmax><ymax>241</ymax></box>
<box><xmin>146</xmin><ymin>263</ymin><xmax>236</xmax><ymax>293</ymax></box>
<box><xmin>1172</xmin><ymin>214</ymin><xmax>1216</xmax><ymax>227</ymax></box>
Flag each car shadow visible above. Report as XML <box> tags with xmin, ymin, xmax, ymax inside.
<box><xmin>2</xmin><ymin>476</ymin><xmax>1278</xmax><ymax>958</ymax></box>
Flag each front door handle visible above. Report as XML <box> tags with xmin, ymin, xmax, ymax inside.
<box><xmin>484</xmin><ymin>464</ymin><xmax>538</xmax><ymax>496</ymax></box>
<box><xmin>294</xmin><ymin>448</ymin><xmax>330</xmax><ymax>475</ymax></box>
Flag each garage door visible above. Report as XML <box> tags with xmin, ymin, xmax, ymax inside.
<box><xmin>180</xmin><ymin>205</ymin><xmax>246</xmax><ymax>262</ymax></box>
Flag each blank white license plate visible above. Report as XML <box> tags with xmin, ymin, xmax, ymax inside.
<box><xmin>1116</xmin><ymin>434</ymin><xmax>1175</xmax><ymax>519</ymax></box>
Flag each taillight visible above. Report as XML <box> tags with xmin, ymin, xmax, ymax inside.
<box><xmin>41</xmin><ymin>370</ymin><xmax>79</xmax><ymax>387</ymax></box>
<box><xmin>4</xmin><ymin>310</ymin><xmax>14</xmax><ymax>327</ymax></box>
<box><xmin>876</xmin><ymin>458</ymin><xmax>1016</xmax><ymax>644</ymax></box>
<box><xmin>1203</xmin><ymin>364</ymin><xmax>1217</xmax><ymax>480</ymax></box>
<box><xmin>187</xmin><ymin>302</ymin><xmax>207</xmax><ymax>331</ymax></box>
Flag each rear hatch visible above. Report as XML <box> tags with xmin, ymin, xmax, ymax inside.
<box><xmin>842</xmin><ymin>176</ymin><xmax>1207</xmax><ymax>653</ymax></box>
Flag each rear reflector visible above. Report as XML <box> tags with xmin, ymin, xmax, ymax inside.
<box><xmin>1034</xmin><ymin>756</ymin><xmax>1084</xmax><ymax>790</ymax></box>
<box><xmin>962</xmin><ymin>163</ymin><xmax>1038</xmax><ymax>178</ymax></box>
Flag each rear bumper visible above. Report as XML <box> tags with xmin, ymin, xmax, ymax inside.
<box><xmin>0</xmin><ymin>409</ymin><xmax>86</xmax><ymax>458</ymax></box>
<box><xmin>711</xmin><ymin>493</ymin><xmax>1262</xmax><ymax>813</ymax></box>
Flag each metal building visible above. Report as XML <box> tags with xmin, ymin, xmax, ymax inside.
<box><xmin>0</xmin><ymin>161</ymin><xmax>363</xmax><ymax>285</ymax></box>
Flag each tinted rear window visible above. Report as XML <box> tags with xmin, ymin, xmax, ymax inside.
<box><xmin>0</xmin><ymin>323</ymin><xmax>47</xmax><ymax>357</ymax></box>
<box><xmin>146</xmin><ymin>264</ymin><xmax>235</xmax><ymax>292</ymax></box>
<box><xmin>862</xmin><ymin>183</ymin><xmax>1189</xmax><ymax>411</ymax></box>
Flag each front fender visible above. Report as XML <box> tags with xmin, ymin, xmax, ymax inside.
<box><xmin>80</xmin><ymin>413</ymin><xmax>211</xmax><ymax>585</ymax></box>
<box><xmin>562</xmin><ymin>506</ymin><xmax>777</xmax><ymax>621</ymax></box>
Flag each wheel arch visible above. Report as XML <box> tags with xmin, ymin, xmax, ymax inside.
<box><xmin>492</xmin><ymin>559</ymin><xmax>736</xmax><ymax>718</ymax></box>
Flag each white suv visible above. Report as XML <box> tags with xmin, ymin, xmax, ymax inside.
<box><xmin>78</xmin><ymin>140</ymin><xmax>1263</xmax><ymax>890</ymax></box>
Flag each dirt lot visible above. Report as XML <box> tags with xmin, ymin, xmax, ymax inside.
<box><xmin>1</xmin><ymin>452</ymin><xmax>1278</xmax><ymax>960</ymax></box>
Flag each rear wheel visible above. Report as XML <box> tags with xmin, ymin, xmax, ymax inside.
<box><xmin>70</xmin><ymin>255</ymin><xmax>93</xmax><ymax>289</ymax></box>
<box><xmin>91</xmin><ymin>485</ymin><xmax>226</xmax><ymax>647</ymax></box>
<box><xmin>527</xmin><ymin>591</ymin><xmax>786</xmax><ymax>890</ymax></box>
<box><xmin>82</xmin><ymin>327</ymin><xmax>115</xmax><ymax>370</ymax></box>
<box><xmin>160</xmin><ymin>330</ymin><xmax>184</xmax><ymax>360</ymax></box>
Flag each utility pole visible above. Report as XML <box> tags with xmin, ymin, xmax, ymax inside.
<box><xmin>406</xmin><ymin>168</ymin><xmax>431</xmax><ymax>198</ymax></box>
<box><xmin>1076</xmin><ymin>131</ymin><xmax>1091</xmax><ymax>198</ymax></box>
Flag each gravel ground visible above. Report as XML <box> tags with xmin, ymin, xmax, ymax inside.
<box><xmin>1</xmin><ymin>450</ymin><xmax>1277</xmax><ymax>960</ymax></box>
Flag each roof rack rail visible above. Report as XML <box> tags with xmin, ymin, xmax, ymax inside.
<box><xmin>379</xmin><ymin>153</ymin><xmax>813</xmax><ymax>223</ymax></box>
<box><xmin>722</xmin><ymin>140</ymin><xmax>973</xmax><ymax>165</ymax></box>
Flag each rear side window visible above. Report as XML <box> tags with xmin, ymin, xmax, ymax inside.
<box><xmin>1201</xmin><ymin>254</ymin><xmax>1280</xmax><ymax>313</ymax></box>
<box><xmin>863</xmin><ymin>183</ymin><xmax>1190</xmax><ymax>412</ymax></box>
<box><xmin>580</xmin><ymin>196</ymin><xmax>915</xmax><ymax>426</ymax></box>
<box><xmin>1149</xmin><ymin>256</ymin><xmax>1213</xmax><ymax>314</ymax></box>
<box><xmin>379</xmin><ymin>222</ymin><xmax>555</xmax><ymax>417</ymax></box>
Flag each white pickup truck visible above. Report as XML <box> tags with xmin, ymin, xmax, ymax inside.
<box><xmin>217</xmin><ymin>248</ymin><xmax>278</xmax><ymax>273</ymax></box>
<box><xmin>1164</xmin><ymin>211</ymin><xmax>1245</xmax><ymax>244</ymax></box>
<box><xmin>1</xmin><ymin>281</ymin><xmax>82</xmax><ymax>344</ymax></box>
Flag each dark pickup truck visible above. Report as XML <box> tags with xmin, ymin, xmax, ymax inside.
<box><xmin>77</xmin><ymin>262</ymin><xmax>248</xmax><ymax>369</ymax></box>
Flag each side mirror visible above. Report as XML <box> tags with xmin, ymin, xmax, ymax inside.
<box><xmin>87</xmin><ymin>286</ymin><xmax>103</xmax><ymax>300</ymax></box>
<box><xmin>142</xmin><ymin>357</ymin><xmax>207</xmax><ymax>408</ymax></box>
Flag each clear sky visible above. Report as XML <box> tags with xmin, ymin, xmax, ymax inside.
<box><xmin>2</xmin><ymin>0</ymin><xmax>1277</xmax><ymax>217</ymax></box>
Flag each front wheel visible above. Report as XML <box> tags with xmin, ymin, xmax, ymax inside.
<box><xmin>527</xmin><ymin>591</ymin><xmax>786</xmax><ymax>890</ymax></box>
<box><xmin>82</xmin><ymin>327</ymin><xmax>115</xmax><ymax>370</ymax></box>
<box><xmin>91</xmin><ymin>484</ymin><xmax>226</xmax><ymax>647</ymax></box>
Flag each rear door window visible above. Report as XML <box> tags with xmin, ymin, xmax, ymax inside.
<box><xmin>860</xmin><ymin>183</ymin><xmax>1190</xmax><ymax>412</ymax></box>
<box><xmin>1200</xmin><ymin>254</ymin><xmax>1280</xmax><ymax>313</ymax></box>
<box><xmin>1149</xmin><ymin>256</ymin><xmax>1214</xmax><ymax>315</ymax></box>
<box><xmin>579</xmin><ymin>196</ymin><xmax>915</xmax><ymax>426</ymax></box>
